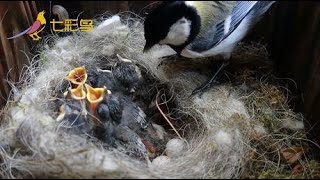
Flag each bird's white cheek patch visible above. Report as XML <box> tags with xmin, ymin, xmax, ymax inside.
<box><xmin>160</xmin><ymin>17</ymin><xmax>191</xmax><ymax>46</ymax></box>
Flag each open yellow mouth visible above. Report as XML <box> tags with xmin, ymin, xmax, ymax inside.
<box><xmin>85</xmin><ymin>84</ymin><xmax>106</xmax><ymax>104</ymax></box>
<box><xmin>85</xmin><ymin>84</ymin><xmax>111</xmax><ymax>114</ymax></box>
<box><xmin>66</xmin><ymin>66</ymin><xmax>88</xmax><ymax>85</ymax></box>
<box><xmin>70</xmin><ymin>84</ymin><xmax>86</xmax><ymax>100</ymax></box>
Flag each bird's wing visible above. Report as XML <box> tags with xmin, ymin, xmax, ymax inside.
<box><xmin>226</xmin><ymin>1</ymin><xmax>258</xmax><ymax>34</ymax></box>
<box><xmin>114</xmin><ymin>125</ymin><xmax>148</xmax><ymax>159</ymax></box>
<box><xmin>7</xmin><ymin>26</ymin><xmax>32</xmax><ymax>40</ymax></box>
<box><xmin>122</xmin><ymin>102</ymin><xmax>149</xmax><ymax>130</ymax></box>
<box><xmin>26</xmin><ymin>21</ymin><xmax>42</xmax><ymax>34</ymax></box>
<box><xmin>190</xmin><ymin>1</ymin><xmax>275</xmax><ymax>52</ymax></box>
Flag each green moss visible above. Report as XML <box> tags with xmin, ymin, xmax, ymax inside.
<box><xmin>260</xmin><ymin>110</ymin><xmax>282</xmax><ymax>132</ymax></box>
<box><xmin>231</xmin><ymin>67</ymin><xmax>320</xmax><ymax>179</ymax></box>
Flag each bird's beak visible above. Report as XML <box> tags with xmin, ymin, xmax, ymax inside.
<box><xmin>143</xmin><ymin>41</ymin><xmax>155</xmax><ymax>53</ymax></box>
<box><xmin>69</xmin><ymin>84</ymin><xmax>86</xmax><ymax>100</ymax></box>
<box><xmin>85</xmin><ymin>84</ymin><xmax>108</xmax><ymax>114</ymax></box>
<box><xmin>66</xmin><ymin>66</ymin><xmax>88</xmax><ymax>86</ymax></box>
<box><xmin>143</xmin><ymin>46</ymin><xmax>151</xmax><ymax>53</ymax></box>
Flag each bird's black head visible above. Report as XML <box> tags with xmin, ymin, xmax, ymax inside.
<box><xmin>143</xmin><ymin>1</ymin><xmax>201</xmax><ymax>54</ymax></box>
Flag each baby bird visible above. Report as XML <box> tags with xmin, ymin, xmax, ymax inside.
<box><xmin>87</xmin><ymin>54</ymin><xmax>143</xmax><ymax>94</ymax></box>
<box><xmin>143</xmin><ymin>1</ymin><xmax>276</xmax><ymax>95</ymax></box>
<box><xmin>112</xmin><ymin>54</ymin><xmax>143</xmax><ymax>94</ymax></box>
<box><xmin>57</xmin><ymin>85</ymin><xmax>93</xmax><ymax>135</ymax></box>
<box><xmin>97</xmin><ymin>92</ymin><xmax>149</xmax><ymax>132</ymax></box>
<box><xmin>96</xmin><ymin>91</ymin><xmax>162</xmax><ymax>160</ymax></box>
<box><xmin>86</xmin><ymin>67</ymin><xmax>119</xmax><ymax>92</ymax></box>
<box><xmin>93</xmin><ymin>92</ymin><xmax>148</xmax><ymax>160</ymax></box>
<box><xmin>113</xmin><ymin>124</ymin><xmax>149</xmax><ymax>161</ymax></box>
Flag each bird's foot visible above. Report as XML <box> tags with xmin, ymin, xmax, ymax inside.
<box><xmin>191</xmin><ymin>79</ymin><xmax>220</xmax><ymax>97</ymax></box>
<box><xmin>159</xmin><ymin>53</ymin><xmax>179</xmax><ymax>60</ymax></box>
<box><xmin>29</xmin><ymin>33</ymin><xmax>41</xmax><ymax>41</ymax></box>
<box><xmin>157</xmin><ymin>54</ymin><xmax>179</xmax><ymax>69</ymax></box>
<box><xmin>191</xmin><ymin>61</ymin><xmax>230</xmax><ymax>97</ymax></box>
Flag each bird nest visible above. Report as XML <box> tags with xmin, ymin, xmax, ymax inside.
<box><xmin>0</xmin><ymin>15</ymin><xmax>319</xmax><ymax>179</ymax></box>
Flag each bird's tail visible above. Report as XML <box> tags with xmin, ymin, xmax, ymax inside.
<box><xmin>7</xmin><ymin>26</ymin><xmax>32</xmax><ymax>40</ymax></box>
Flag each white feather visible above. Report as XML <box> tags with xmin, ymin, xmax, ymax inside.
<box><xmin>185</xmin><ymin>1</ymin><xmax>195</xmax><ymax>7</ymax></box>
<box><xmin>160</xmin><ymin>17</ymin><xmax>191</xmax><ymax>46</ymax></box>
<box><xmin>224</xmin><ymin>15</ymin><xmax>232</xmax><ymax>35</ymax></box>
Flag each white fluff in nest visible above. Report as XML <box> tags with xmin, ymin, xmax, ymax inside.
<box><xmin>92</xmin><ymin>15</ymin><xmax>128</xmax><ymax>38</ymax></box>
<box><xmin>281</xmin><ymin>119</ymin><xmax>304</xmax><ymax>130</ymax></box>
<box><xmin>214</xmin><ymin>130</ymin><xmax>233</xmax><ymax>147</ymax></box>
<box><xmin>251</xmin><ymin>124</ymin><xmax>268</xmax><ymax>139</ymax></box>
<box><xmin>95</xmin><ymin>15</ymin><xmax>121</xmax><ymax>30</ymax></box>
<box><xmin>165</xmin><ymin>138</ymin><xmax>186</xmax><ymax>158</ymax></box>
<box><xmin>0</xmin><ymin>14</ymin><xmax>295</xmax><ymax>179</ymax></box>
<box><xmin>55</xmin><ymin>37</ymin><xmax>73</xmax><ymax>51</ymax></box>
<box><xmin>152</xmin><ymin>155</ymin><xmax>171</xmax><ymax>167</ymax></box>
<box><xmin>101</xmin><ymin>45</ymin><xmax>116</xmax><ymax>57</ymax></box>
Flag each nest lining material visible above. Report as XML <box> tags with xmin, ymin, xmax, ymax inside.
<box><xmin>0</xmin><ymin>14</ymin><xmax>318</xmax><ymax>179</ymax></box>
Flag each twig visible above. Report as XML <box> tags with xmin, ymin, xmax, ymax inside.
<box><xmin>155</xmin><ymin>92</ymin><xmax>182</xmax><ymax>139</ymax></box>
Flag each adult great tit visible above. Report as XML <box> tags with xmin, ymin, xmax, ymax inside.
<box><xmin>143</xmin><ymin>1</ymin><xmax>276</xmax><ymax>95</ymax></box>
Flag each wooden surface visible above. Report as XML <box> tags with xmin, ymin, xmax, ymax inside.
<box><xmin>0</xmin><ymin>1</ymin><xmax>38</xmax><ymax>108</ymax></box>
<box><xmin>268</xmin><ymin>1</ymin><xmax>320</xmax><ymax>156</ymax></box>
<box><xmin>0</xmin><ymin>1</ymin><xmax>320</xmax><ymax>158</ymax></box>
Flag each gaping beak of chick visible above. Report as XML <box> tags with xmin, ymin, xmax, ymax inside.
<box><xmin>69</xmin><ymin>84</ymin><xmax>87</xmax><ymax>116</ymax></box>
<box><xmin>143</xmin><ymin>41</ymin><xmax>155</xmax><ymax>53</ymax></box>
<box><xmin>85</xmin><ymin>84</ymin><xmax>111</xmax><ymax>114</ymax></box>
<box><xmin>70</xmin><ymin>84</ymin><xmax>86</xmax><ymax>100</ymax></box>
<box><xmin>66</xmin><ymin>66</ymin><xmax>88</xmax><ymax>86</ymax></box>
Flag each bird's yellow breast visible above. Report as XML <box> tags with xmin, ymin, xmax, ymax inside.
<box><xmin>185</xmin><ymin>1</ymin><xmax>236</xmax><ymax>37</ymax></box>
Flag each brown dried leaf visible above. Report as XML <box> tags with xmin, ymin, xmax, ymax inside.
<box><xmin>292</xmin><ymin>164</ymin><xmax>303</xmax><ymax>174</ymax></box>
<box><xmin>280</xmin><ymin>147</ymin><xmax>308</xmax><ymax>164</ymax></box>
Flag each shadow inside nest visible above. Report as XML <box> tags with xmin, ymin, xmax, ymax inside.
<box><xmin>50</xmin><ymin>54</ymin><xmax>194</xmax><ymax>162</ymax></box>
